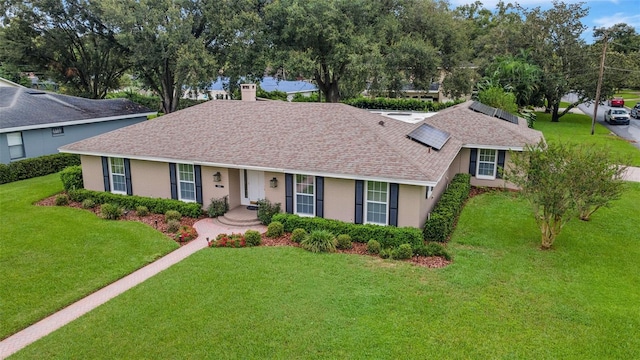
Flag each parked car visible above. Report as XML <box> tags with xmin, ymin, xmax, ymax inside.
<box><xmin>604</xmin><ymin>108</ymin><xmax>631</xmax><ymax>125</ymax></box>
<box><xmin>607</xmin><ymin>97</ymin><xmax>625</xmax><ymax>107</ymax></box>
<box><xmin>631</xmin><ymin>103</ymin><xmax>640</xmax><ymax>119</ymax></box>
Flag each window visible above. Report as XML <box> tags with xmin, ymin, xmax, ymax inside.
<box><xmin>178</xmin><ymin>164</ymin><xmax>195</xmax><ymax>202</ymax></box>
<box><xmin>477</xmin><ymin>149</ymin><xmax>497</xmax><ymax>179</ymax></box>
<box><xmin>109</xmin><ymin>158</ymin><xmax>127</xmax><ymax>194</ymax></box>
<box><xmin>51</xmin><ymin>127</ymin><xmax>64</xmax><ymax>136</ymax></box>
<box><xmin>295</xmin><ymin>174</ymin><xmax>315</xmax><ymax>216</ymax></box>
<box><xmin>366</xmin><ymin>181</ymin><xmax>388</xmax><ymax>225</ymax></box>
<box><xmin>7</xmin><ymin>132</ymin><xmax>25</xmax><ymax>160</ymax></box>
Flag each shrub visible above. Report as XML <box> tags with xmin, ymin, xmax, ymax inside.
<box><xmin>136</xmin><ymin>206</ymin><xmax>149</xmax><ymax>217</ymax></box>
<box><xmin>336</xmin><ymin>234</ymin><xmax>353</xmax><ymax>250</ymax></box>
<box><xmin>174</xmin><ymin>225</ymin><xmax>198</xmax><ymax>242</ymax></box>
<box><xmin>393</xmin><ymin>244</ymin><xmax>413</xmax><ymax>260</ymax></box>
<box><xmin>211</xmin><ymin>233</ymin><xmax>246</xmax><ymax>248</ymax></box>
<box><xmin>256</xmin><ymin>199</ymin><xmax>281</xmax><ymax>225</ymax></box>
<box><xmin>367</xmin><ymin>239</ymin><xmax>381</xmax><ymax>254</ymax></box>
<box><xmin>207</xmin><ymin>196</ymin><xmax>228</xmax><ymax>217</ymax></box>
<box><xmin>413</xmin><ymin>242</ymin><xmax>452</xmax><ymax>260</ymax></box>
<box><xmin>55</xmin><ymin>194</ymin><xmax>69</xmax><ymax>206</ymax></box>
<box><xmin>291</xmin><ymin>228</ymin><xmax>307</xmax><ymax>243</ymax></box>
<box><xmin>423</xmin><ymin>173</ymin><xmax>471</xmax><ymax>242</ymax></box>
<box><xmin>301</xmin><ymin>230</ymin><xmax>337</xmax><ymax>253</ymax></box>
<box><xmin>166</xmin><ymin>219</ymin><xmax>181</xmax><ymax>233</ymax></box>
<box><xmin>244</xmin><ymin>230</ymin><xmax>262</xmax><ymax>246</ymax></box>
<box><xmin>342</xmin><ymin>96</ymin><xmax>463</xmax><ymax>112</ymax></box>
<box><xmin>165</xmin><ymin>210</ymin><xmax>182</xmax><ymax>222</ymax></box>
<box><xmin>379</xmin><ymin>248</ymin><xmax>393</xmax><ymax>259</ymax></box>
<box><xmin>266</xmin><ymin>221</ymin><xmax>284</xmax><ymax>238</ymax></box>
<box><xmin>81</xmin><ymin>198</ymin><xmax>96</xmax><ymax>209</ymax></box>
<box><xmin>0</xmin><ymin>153</ymin><xmax>80</xmax><ymax>185</ymax></box>
<box><xmin>60</xmin><ymin>165</ymin><xmax>84</xmax><ymax>191</ymax></box>
<box><xmin>100</xmin><ymin>203</ymin><xmax>123</xmax><ymax>220</ymax></box>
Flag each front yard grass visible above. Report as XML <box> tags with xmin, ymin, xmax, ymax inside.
<box><xmin>615</xmin><ymin>89</ymin><xmax>639</xmax><ymax>108</ymax></box>
<box><xmin>535</xmin><ymin>112</ymin><xmax>640</xmax><ymax>166</ymax></box>
<box><xmin>13</xmin><ymin>183</ymin><xmax>640</xmax><ymax>359</ymax></box>
<box><xmin>0</xmin><ymin>174</ymin><xmax>178</xmax><ymax>339</ymax></box>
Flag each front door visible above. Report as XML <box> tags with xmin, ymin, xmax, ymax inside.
<box><xmin>240</xmin><ymin>169</ymin><xmax>265</xmax><ymax>205</ymax></box>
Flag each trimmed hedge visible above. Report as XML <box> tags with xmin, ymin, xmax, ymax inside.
<box><xmin>60</xmin><ymin>165</ymin><xmax>84</xmax><ymax>191</ymax></box>
<box><xmin>423</xmin><ymin>173</ymin><xmax>471</xmax><ymax>242</ymax></box>
<box><xmin>0</xmin><ymin>153</ymin><xmax>80</xmax><ymax>184</ymax></box>
<box><xmin>342</xmin><ymin>97</ymin><xmax>463</xmax><ymax>112</ymax></box>
<box><xmin>271</xmin><ymin>213</ymin><xmax>423</xmax><ymax>249</ymax></box>
<box><xmin>68</xmin><ymin>189</ymin><xmax>203</xmax><ymax>218</ymax></box>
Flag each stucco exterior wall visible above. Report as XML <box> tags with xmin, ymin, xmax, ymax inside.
<box><xmin>324</xmin><ymin>178</ymin><xmax>356</xmax><ymax>223</ymax></box>
<box><xmin>129</xmin><ymin>160</ymin><xmax>171</xmax><ymax>199</ymax></box>
<box><xmin>397</xmin><ymin>184</ymin><xmax>423</xmax><ymax>228</ymax></box>
<box><xmin>264</xmin><ymin>171</ymin><xmax>285</xmax><ymax>208</ymax></box>
<box><xmin>227</xmin><ymin>168</ymin><xmax>241</xmax><ymax>209</ymax></box>
<box><xmin>201</xmin><ymin>166</ymin><xmax>231</xmax><ymax>209</ymax></box>
<box><xmin>80</xmin><ymin>155</ymin><xmax>104</xmax><ymax>191</ymax></box>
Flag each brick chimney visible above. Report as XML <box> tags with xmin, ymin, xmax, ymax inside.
<box><xmin>240</xmin><ymin>84</ymin><xmax>256</xmax><ymax>101</ymax></box>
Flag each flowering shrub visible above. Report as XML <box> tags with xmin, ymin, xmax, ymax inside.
<box><xmin>173</xmin><ymin>225</ymin><xmax>198</xmax><ymax>243</ymax></box>
<box><xmin>211</xmin><ymin>233</ymin><xmax>246</xmax><ymax>248</ymax></box>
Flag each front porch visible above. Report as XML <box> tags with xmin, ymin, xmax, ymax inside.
<box><xmin>217</xmin><ymin>205</ymin><xmax>262</xmax><ymax>227</ymax></box>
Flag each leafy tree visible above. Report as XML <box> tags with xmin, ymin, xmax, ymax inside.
<box><xmin>477</xmin><ymin>86</ymin><xmax>517</xmax><ymax>113</ymax></box>
<box><xmin>505</xmin><ymin>141</ymin><xmax>626</xmax><ymax>249</ymax></box>
<box><xmin>483</xmin><ymin>51</ymin><xmax>543</xmax><ymax>107</ymax></box>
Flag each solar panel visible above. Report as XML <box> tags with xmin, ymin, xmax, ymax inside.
<box><xmin>469</xmin><ymin>101</ymin><xmax>518</xmax><ymax>124</ymax></box>
<box><xmin>495</xmin><ymin>109</ymin><xmax>519</xmax><ymax>124</ymax></box>
<box><xmin>407</xmin><ymin>123</ymin><xmax>451</xmax><ymax>151</ymax></box>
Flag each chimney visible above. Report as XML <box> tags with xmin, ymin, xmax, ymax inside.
<box><xmin>240</xmin><ymin>84</ymin><xmax>256</xmax><ymax>101</ymax></box>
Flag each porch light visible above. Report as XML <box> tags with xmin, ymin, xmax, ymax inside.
<box><xmin>270</xmin><ymin>177</ymin><xmax>278</xmax><ymax>188</ymax></box>
<box><xmin>213</xmin><ymin>172</ymin><xmax>221</xmax><ymax>182</ymax></box>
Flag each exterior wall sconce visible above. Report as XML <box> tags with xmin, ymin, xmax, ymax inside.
<box><xmin>213</xmin><ymin>172</ymin><xmax>221</xmax><ymax>182</ymax></box>
<box><xmin>270</xmin><ymin>177</ymin><xmax>278</xmax><ymax>188</ymax></box>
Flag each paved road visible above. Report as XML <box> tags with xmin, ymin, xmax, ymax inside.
<box><xmin>563</xmin><ymin>93</ymin><xmax>640</xmax><ymax>150</ymax></box>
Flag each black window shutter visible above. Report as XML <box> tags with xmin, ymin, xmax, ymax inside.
<box><xmin>354</xmin><ymin>180</ymin><xmax>364</xmax><ymax>224</ymax></box>
<box><xmin>315</xmin><ymin>176</ymin><xmax>324</xmax><ymax>218</ymax></box>
<box><xmin>469</xmin><ymin>148</ymin><xmax>477</xmax><ymax>176</ymax></box>
<box><xmin>285</xmin><ymin>173</ymin><xmax>293</xmax><ymax>214</ymax></box>
<box><xmin>124</xmin><ymin>158</ymin><xmax>133</xmax><ymax>195</ymax></box>
<box><xmin>497</xmin><ymin>150</ymin><xmax>506</xmax><ymax>179</ymax></box>
<box><xmin>169</xmin><ymin>163</ymin><xmax>178</xmax><ymax>200</ymax></box>
<box><xmin>101</xmin><ymin>156</ymin><xmax>110</xmax><ymax>192</ymax></box>
<box><xmin>194</xmin><ymin>165</ymin><xmax>203</xmax><ymax>204</ymax></box>
<box><xmin>389</xmin><ymin>183</ymin><xmax>399</xmax><ymax>226</ymax></box>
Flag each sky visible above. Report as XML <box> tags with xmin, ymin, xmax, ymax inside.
<box><xmin>448</xmin><ymin>0</ymin><xmax>640</xmax><ymax>43</ymax></box>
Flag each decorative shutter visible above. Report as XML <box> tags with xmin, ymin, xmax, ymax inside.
<box><xmin>315</xmin><ymin>176</ymin><xmax>324</xmax><ymax>218</ymax></box>
<box><xmin>124</xmin><ymin>158</ymin><xmax>133</xmax><ymax>195</ymax></box>
<box><xmin>194</xmin><ymin>165</ymin><xmax>203</xmax><ymax>204</ymax></box>
<box><xmin>285</xmin><ymin>173</ymin><xmax>293</xmax><ymax>214</ymax></box>
<box><xmin>101</xmin><ymin>156</ymin><xmax>110</xmax><ymax>192</ymax></box>
<box><xmin>497</xmin><ymin>150</ymin><xmax>506</xmax><ymax>179</ymax></box>
<box><xmin>169</xmin><ymin>163</ymin><xmax>178</xmax><ymax>200</ymax></box>
<box><xmin>469</xmin><ymin>148</ymin><xmax>477</xmax><ymax>176</ymax></box>
<box><xmin>389</xmin><ymin>183</ymin><xmax>399</xmax><ymax>226</ymax></box>
<box><xmin>354</xmin><ymin>180</ymin><xmax>364</xmax><ymax>224</ymax></box>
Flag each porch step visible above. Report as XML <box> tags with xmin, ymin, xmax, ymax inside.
<box><xmin>217</xmin><ymin>206</ymin><xmax>262</xmax><ymax>227</ymax></box>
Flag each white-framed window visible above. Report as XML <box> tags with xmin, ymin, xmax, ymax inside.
<box><xmin>476</xmin><ymin>149</ymin><xmax>497</xmax><ymax>180</ymax></box>
<box><xmin>109</xmin><ymin>157</ymin><xmax>127</xmax><ymax>194</ymax></box>
<box><xmin>365</xmin><ymin>181</ymin><xmax>389</xmax><ymax>225</ymax></box>
<box><xmin>295</xmin><ymin>174</ymin><xmax>315</xmax><ymax>216</ymax></box>
<box><xmin>178</xmin><ymin>164</ymin><xmax>196</xmax><ymax>202</ymax></box>
<box><xmin>7</xmin><ymin>132</ymin><xmax>25</xmax><ymax>160</ymax></box>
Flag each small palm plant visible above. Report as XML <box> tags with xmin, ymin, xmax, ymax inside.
<box><xmin>300</xmin><ymin>230</ymin><xmax>337</xmax><ymax>253</ymax></box>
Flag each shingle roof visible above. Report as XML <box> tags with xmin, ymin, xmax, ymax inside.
<box><xmin>0</xmin><ymin>87</ymin><xmax>154</xmax><ymax>131</ymax></box>
<box><xmin>60</xmin><ymin>100</ymin><xmax>543</xmax><ymax>185</ymax></box>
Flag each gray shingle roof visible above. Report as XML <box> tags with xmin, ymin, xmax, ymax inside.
<box><xmin>60</xmin><ymin>100</ymin><xmax>543</xmax><ymax>185</ymax></box>
<box><xmin>0</xmin><ymin>88</ymin><xmax>154</xmax><ymax>131</ymax></box>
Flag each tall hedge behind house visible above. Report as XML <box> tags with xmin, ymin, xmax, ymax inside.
<box><xmin>0</xmin><ymin>153</ymin><xmax>80</xmax><ymax>184</ymax></box>
<box><xmin>342</xmin><ymin>97</ymin><xmax>463</xmax><ymax>112</ymax></box>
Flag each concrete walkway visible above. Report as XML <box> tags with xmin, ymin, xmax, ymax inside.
<box><xmin>0</xmin><ymin>218</ymin><xmax>265</xmax><ymax>359</ymax></box>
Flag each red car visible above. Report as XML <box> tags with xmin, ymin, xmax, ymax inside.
<box><xmin>607</xmin><ymin>97</ymin><xmax>625</xmax><ymax>107</ymax></box>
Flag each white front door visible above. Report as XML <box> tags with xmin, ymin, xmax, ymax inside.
<box><xmin>240</xmin><ymin>169</ymin><xmax>265</xmax><ymax>205</ymax></box>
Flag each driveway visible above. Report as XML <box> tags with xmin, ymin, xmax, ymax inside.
<box><xmin>563</xmin><ymin>93</ymin><xmax>640</xmax><ymax>150</ymax></box>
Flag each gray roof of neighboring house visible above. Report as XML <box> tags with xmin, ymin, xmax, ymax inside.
<box><xmin>60</xmin><ymin>100</ymin><xmax>543</xmax><ymax>185</ymax></box>
<box><xmin>0</xmin><ymin>87</ymin><xmax>155</xmax><ymax>132</ymax></box>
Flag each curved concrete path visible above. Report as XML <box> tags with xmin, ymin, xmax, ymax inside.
<box><xmin>0</xmin><ymin>219</ymin><xmax>265</xmax><ymax>359</ymax></box>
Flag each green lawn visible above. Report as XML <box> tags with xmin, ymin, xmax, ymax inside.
<box><xmin>615</xmin><ymin>89</ymin><xmax>639</xmax><ymax>108</ymax></box>
<box><xmin>535</xmin><ymin>112</ymin><xmax>640</xmax><ymax>166</ymax></box>
<box><xmin>0</xmin><ymin>174</ymin><xmax>178</xmax><ymax>339</ymax></box>
<box><xmin>13</xmin><ymin>183</ymin><xmax>640</xmax><ymax>359</ymax></box>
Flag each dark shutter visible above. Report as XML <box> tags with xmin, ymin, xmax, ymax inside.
<box><xmin>497</xmin><ymin>150</ymin><xmax>506</xmax><ymax>179</ymax></box>
<box><xmin>169</xmin><ymin>163</ymin><xmax>178</xmax><ymax>200</ymax></box>
<box><xmin>101</xmin><ymin>156</ymin><xmax>110</xmax><ymax>192</ymax></box>
<box><xmin>389</xmin><ymin>183</ymin><xmax>399</xmax><ymax>226</ymax></box>
<box><xmin>469</xmin><ymin>148</ymin><xmax>477</xmax><ymax>176</ymax></box>
<box><xmin>354</xmin><ymin>180</ymin><xmax>364</xmax><ymax>224</ymax></box>
<box><xmin>285</xmin><ymin>173</ymin><xmax>293</xmax><ymax>214</ymax></box>
<box><xmin>124</xmin><ymin>158</ymin><xmax>133</xmax><ymax>195</ymax></box>
<box><xmin>315</xmin><ymin>176</ymin><xmax>324</xmax><ymax>218</ymax></box>
<box><xmin>194</xmin><ymin>165</ymin><xmax>203</xmax><ymax>204</ymax></box>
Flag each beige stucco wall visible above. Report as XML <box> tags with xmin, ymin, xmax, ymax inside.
<box><xmin>201</xmin><ymin>166</ymin><xmax>231</xmax><ymax>209</ymax></box>
<box><xmin>129</xmin><ymin>160</ymin><xmax>171</xmax><ymax>198</ymax></box>
<box><xmin>227</xmin><ymin>168</ymin><xmax>241</xmax><ymax>209</ymax></box>
<box><xmin>324</xmin><ymin>178</ymin><xmax>355</xmax><ymax>223</ymax></box>
<box><xmin>397</xmin><ymin>184</ymin><xmax>423</xmax><ymax>228</ymax></box>
<box><xmin>80</xmin><ymin>155</ymin><xmax>103</xmax><ymax>191</ymax></box>
<box><xmin>264</xmin><ymin>172</ymin><xmax>285</xmax><ymax>208</ymax></box>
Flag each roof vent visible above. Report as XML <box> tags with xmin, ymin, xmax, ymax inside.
<box><xmin>378</xmin><ymin>120</ymin><xmax>385</xmax><ymax>126</ymax></box>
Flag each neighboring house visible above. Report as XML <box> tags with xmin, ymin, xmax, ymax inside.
<box><xmin>0</xmin><ymin>87</ymin><xmax>156</xmax><ymax>164</ymax></box>
<box><xmin>60</xmin><ymin>86</ymin><xmax>543</xmax><ymax>229</ymax></box>
<box><xmin>184</xmin><ymin>76</ymin><xmax>318</xmax><ymax>101</ymax></box>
